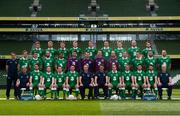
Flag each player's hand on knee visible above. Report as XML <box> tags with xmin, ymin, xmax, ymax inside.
<box><xmin>80</xmin><ymin>83</ymin><xmax>83</xmax><ymax>87</ymax></box>
<box><xmin>158</xmin><ymin>82</ymin><xmax>162</xmax><ymax>86</ymax></box>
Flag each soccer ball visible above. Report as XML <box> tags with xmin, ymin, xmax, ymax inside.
<box><xmin>68</xmin><ymin>95</ymin><xmax>76</xmax><ymax>100</ymax></box>
<box><xmin>35</xmin><ymin>95</ymin><xmax>42</xmax><ymax>100</ymax></box>
<box><xmin>110</xmin><ymin>95</ymin><xmax>119</xmax><ymax>100</ymax></box>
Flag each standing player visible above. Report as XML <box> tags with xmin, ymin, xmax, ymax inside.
<box><xmin>142</xmin><ymin>41</ymin><xmax>155</xmax><ymax>58</ymax></box>
<box><xmin>131</xmin><ymin>52</ymin><xmax>144</xmax><ymax>71</ymax></box>
<box><xmin>118</xmin><ymin>52</ymin><xmax>131</xmax><ymax>71</ymax></box>
<box><xmin>81</xmin><ymin>52</ymin><xmax>94</xmax><ymax>73</ymax></box>
<box><xmin>42</xmin><ymin>51</ymin><xmax>54</xmax><ymax>72</ymax></box>
<box><xmin>29</xmin><ymin>52</ymin><xmax>42</xmax><ymax>71</ymax></box>
<box><xmin>55</xmin><ymin>53</ymin><xmax>67</xmax><ymax>72</ymax></box>
<box><xmin>133</xmin><ymin>64</ymin><xmax>147</xmax><ymax>99</ymax></box>
<box><xmin>31</xmin><ymin>41</ymin><xmax>44</xmax><ymax>58</ymax></box>
<box><xmin>45</xmin><ymin>41</ymin><xmax>57</xmax><ymax>58</ymax></box>
<box><xmin>65</xmin><ymin>65</ymin><xmax>79</xmax><ymax>98</ymax></box>
<box><xmin>54</xmin><ymin>66</ymin><xmax>66</xmax><ymax>99</ymax></box>
<box><xmin>57</xmin><ymin>42</ymin><xmax>69</xmax><ymax>59</ymax></box>
<box><xmin>114</xmin><ymin>41</ymin><xmax>126</xmax><ymax>58</ymax></box>
<box><xmin>94</xmin><ymin>65</ymin><xmax>108</xmax><ymax>99</ymax></box>
<box><xmin>79</xmin><ymin>64</ymin><xmax>94</xmax><ymax>100</ymax></box>
<box><xmin>94</xmin><ymin>50</ymin><xmax>106</xmax><ymax>72</ymax></box>
<box><xmin>69</xmin><ymin>41</ymin><xmax>82</xmax><ymax>59</ymax></box>
<box><xmin>101</xmin><ymin>41</ymin><xmax>112</xmax><ymax>61</ymax></box>
<box><xmin>146</xmin><ymin>64</ymin><xmax>158</xmax><ymax>96</ymax></box>
<box><xmin>18</xmin><ymin>50</ymin><xmax>29</xmax><ymax>71</ymax></box>
<box><xmin>85</xmin><ymin>40</ymin><xmax>97</xmax><ymax>59</ymax></box>
<box><xmin>107</xmin><ymin>65</ymin><xmax>121</xmax><ymax>98</ymax></box>
<box><xmin>29</xmin><ymin>64</ymin><xmax>43</xmax><ymax>96</ymax></box>
<box><xmin>107</xmin><ymin>51</ymin><xmax>118</xmax><ymax>71</ymax></box>
<box><xmin>128</xmin><ymin>40</ymin><xmax>140</xmax><ymax>59</ymax></box>
<box><xmin>121</xmin><ymin>64</ymin><xmax>135</xmax><ymax>99</ymax></box>
<box><xmin>67</xmin><ymin>51</ymin><xmax>81</xmax><ymax>72</ymax></box>
<box><xmin>157</xmin><ymin>50</ymin><xmax>171</xmax><ymax>71</ymax></box>
<box><xmin>144</xmin><ymin>50</ymin><xmax>157</xmax><ymax>71</ymax></box>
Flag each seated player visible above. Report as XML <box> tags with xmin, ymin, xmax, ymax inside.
<box><xmin>157</xmin><ymin>64</ymin><xmax>173</xmax><ymax>100</ymax></box>
<box><xmin>16</xmin><ymin>66</ymin><xmax>30</xmax><ymax>99</ymax></box>
<box><xmin>85</xmin><ymin>40</ymin><xmax>97</xmax><ymax>60</ymax></box>
<box><xmin>94</xmin><ymin>65</ymin><xmax>108</xmax><ymax>99</ymax></box>
<box><xmin>101</xmin><ymin>41</ymin><xmax>112</xmax><ymax>61</ymax></box>
<box><xmin>79</xmin><ymin>64</ymin><xmax>94</xmax><ymax>100</ymax></box>
<box><xmin>146</xmin><ymin>64</ymin><xmax>158</xmax><ymax>96</ymax></box>
<box><xmin>29</xmin><ymin>64</ymin><xmax>43</xmax><ymax>96</ymax></box>
<box><xmin>81</xmin><ymin>52</ymin><xmax>94</xmax><ymax>73</ymax></box>
<box><xmin>107</xmin><ymin>64</ymin><xmax>121</xmax><ymax>98</ymax></box>
<box><xmin>55</xmin><ymin>53</ymin><xmax>67</xmax><ymax>72</ymax></box>
<box><xmin>65</xmin><ymin>65</ymin><xmax>79</xmax><ymax>99</ymax></box>
<box><xmin>133</xmin><ymin>64</ymin><xmax>147</xmax><ymax>99</ymax></box>
<box><xmin>54</xmin><ymin>66</ymin><xmax>66</xmax><ymax>99</ymax></box>
<box><xmin>42</xmin><ymin>66</ymin><xmax>55</xmax><ymax>99</ymax></box>
<box><xmin>114</xmin><ymin>41</ymin><xmax>126</xmax><ymax>58</ymax></box>
<box><xmin>107</xmin><ymin>51</ymin><xmax>118</xmax><ymax>71</ymax></box>
<box><xmin>42</xmin><ymin>51</ymin><xmax>54</xmax><ymax>72</ymax></box>
<box><xmin>57</xmin><ymin>41</ymin><xmax>69</xmax><ymax>60</ymax></box>
<box><xmin>94</xmin><ymin>50</ymin><xmax>106</xmax><ymax>72</ymax></box>
<box><xmin>69</xmin><ymin>41</ymin><xmax>82</xmax><ymax>60</ymax></box>
<box><xmin>121</xmin><ymin>64</ymin><xmax>135</xmax><ymax>99</ymax></box>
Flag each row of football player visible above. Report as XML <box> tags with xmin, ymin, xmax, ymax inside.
<box><xmin>16</xmin><ymin>61</ymin><xmax>173</xmax><ymax>100</ymax></box>
<box><xmin>18</xmin><ymin>42</ymin><xmax>171</xmax><ymax>73</ymax></box>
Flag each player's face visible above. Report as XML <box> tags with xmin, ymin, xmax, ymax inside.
<box><xmin>73</xmin><ymin>42</ymin><xmax>78</xmax><ymax>47</ymax></box>
<box><xmin>11</xmin><ymin>53</ymin><xmax>16</xmax><ymax>59</ymax></box>
<box><xmin>83</xmin><ymin>65</ymin><xmax>89</xmax><ymax>72</ymax></box>
<box><xmin>46</xmin><ymin>67</ymin><xmax>51</xmax><ymax>72</ymax></box>
<box><xmin>112</xmin><ymin>65</ymin><xmax>117</xmax><ymax>71</ymax></box>
<box><xmin>46</xmin><ymin>52</ymin><xmax>50</xmax><ymax>57</ymax></box>
<box><xmin>137</xmin><ymin>65</ymin><xmax>142</xmax><ymax>70</ymax></box>
<box><xmin>123</xmin><ymin>52</ymin><xmax>128</xmax><ymax>58</ymax></box>
<box><xmin>97</xmin><ymin>51</ymin><xmax>102</xmax><ymax>57</ymax></box>
<box><xmin>131</xmin><ymin>40</ymin><xmax>137</xmax><ymax>47</ymax></box>
<box><xmin>23</xmin><ymin>51</ymin><xmax>28</xmax><ymax>57</ymax></box>
<box><xmin>104</xmin><ymin>41</ymin><xmax>109</xmax><ymax>47</ymax></box>
<box><xmin>149</xmin><ymin>65</ymin><xmax>153</xmax><ymax>71</ymax></box>
<box><xmin>72</xmin><ymin>52</ymin><xmax>77</xmax><ymax>57</ymax></box>
<box><xmin>117</xmin><ymin>42</ymin><xmax>122</xmax><ymax>48</ymax></box>
<box><xmin>85</xmin><ymin>52</ymin><xmax>90</xmax><ymax>58</ymax></box>
<box><xmin>33</xmin><ymin>53</ymin><xmax>38</xmax><ymax>58</ymax></box>
<box><xmin>162</xmin><ymin>65</ymin><xmax>167</xmax><ymax>72</ymax></box>
<box><xmin>146</xmin><ymin>42</ymin><xmax>151</xmax><ymax>48</ymax></box>
<box><xmin>99</xmin><ymin>65</ymin><xmax>104</xmax><ymax>71</ymax></box>
<box><xmin>88</xmin><ymin>41</ymin><xmax>93</xmax><ymax>47</ymax></box>
<box><xmin>57</xmin><ymin>67</ymin><xmax>62</xmax><ymax>72</ymax></box>
<box><xmin>136</xmin><ymin>52</ymin><xmax>141</xmax><ymax>58</ymax></box>
<box><xmin>22</xmin><ymin>67</ymin><xmax>27</xmax><ymax>73</ymax></box>
<box><xmin>48</xmin><ymin>41</ymin><xmax>53</xmax><ymax>48</ymax></box>
<box><xmin>35</xmin><ymin>43</ymin><xmax>40</xmax><ymax>48</ymax></box>
<box><xmin>162</xmin><ymin>50</ymin><xmax>167</xmax><ymax>57</ymax></box>
<box><xmin>111</xmin><ymin>51</ymin><xmax>116</xmax><ymax>57</ymax></box>
<box><xmin>34</xmin><ymin>65</ymin><xmax>39</xmax><ymax>70</ymax></box>
<box><xmin>148</xmin><ymin>51</ymin><xmax>153</xmax><ymax>57</ymax></box>
<box><xmin>70</xmin><ymin>66</ymin><xmax>75</xmax><ymax>71</ymax></box>
<box><xmin>125</xmin><ymin>65</ymin><xmax>130</xmax><ymax>71</ymax></box>
<box><xmin>60</xmin><ymin>42</ymin><xmax>65</xmax><ymax>48</ymax></box>
<box><xmin>58</xmin><ymin>53</ymin><xmax>63</xmax><ymax>58</ymax></box>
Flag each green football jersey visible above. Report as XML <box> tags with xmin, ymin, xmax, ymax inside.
<box><xmin>142</xmin><ymin>48</ymin><xmax>155</xmax><ymax>58</ymax></box>
<box><xmin>66</xmin><ymin>71</ymin><xmax>79</xmax><ymax>88</ymax></box>
<box><xmin>85</xmin><ymin>47</ymin><xmax>97</xmax><ymax>59</ymax></box>
<box><xmin>118</xmin><ymin>57</ymin><xmax>131</xmax><ymax>71</ymax></box>
<box><xmin>146</xmin><ymin>70</ymin><xmax>157</xmax><ymax>85</ymax></box>
<box><xmin>101</xmin><ymin>47</ymin><xmax>112</xmax><ymax>60</ymax></box>
<box><xmin>108</xmin><ymin>71</ymin><xmax>121</xmax><ymax>87</ymax></box>
<box><xmin>31</xmin><ymin>48</ymin><xmax>44</xmax><ymax>58</ymax></box>
<box><xmin>122</xmin><ymin>71</ymin><xmax>132</xmax><ymax>86</ymax></box>
<box><xmin>55</xmin><ymin>58</ymin><xmax>67</xmax><ymax>71</ymax></box>
<box><xmin>114</xmin><ymin>47</ymin><xmax>126</xmax><ymax>58</ymax></box>
<box><xmin>134</xmin><ymin>70</ymin><xmax>145</xmax><ymax>86</ymax></box>
<box><xmin>42</xmin><ymin>57</ymin><xmax>54</xmax><ymax>71</ymax></box>
<box><xmin>128</xmin><ymin>47</ymin><xmax>140</xmax><ymax>59</ymax></box>
<box><xmin>44</xmin><ymin>72</ymin><xmax>54</xmax><ymax>88</ymax></box>
<box><xmin>131</xmin><ymin>57</ymin><xmax>144</xmax><ymax>70</ymax></box>
<box><xmin>55</xmin><ymin>72</ymin><xmax>66</xmax><ymax>87</ymax></box>
<box><xmin>144</xmin><ymin>57</ymin><xmax>157</xmax><ymax>70</ymax></box>
<box><xmin>69</xmin><ymin>47</ymin><xmax>82</xmax><ymax>59</ymax></box>
<box><xmin>30</xmin><ymin>70</ymin><xmax>43</xmax><ymax>87</ymax></box>
<box><xmin>45</xmin><ymin>48</ymin><xmax>57</xmax><ymax>58</ymax></box>
<box><xmin>18</xmin><ymin>57</ymin><xmax>29</xmax><ymax>70</ymax></box>
<box><xmin>57</xmin><ymin>48</ymin><xmax>69</xmax><ymax>59</ymax></box>
<box><xmin>29</xmin><ymin>58</ymin><xmax>42</xmax><ymax>71</ymax></box>
<box><xmin>157</xmin><ymin>56</ymin><xmax>171</xmax><ymax>71</ymax></box>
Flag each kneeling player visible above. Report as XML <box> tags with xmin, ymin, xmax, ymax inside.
<box><xmin>65</xmin><ymin>65</ymin><xmax>79</xmax><ymax>98</ymax></box>
<box><xmin>16</xmin><ymin>66</ymin><xmax>30</xmax><ymax>99</ymax></box>
<box><xmin>121</xmin><ymin>64</ymin><xmax>135</xmax><ymax>99</ymax></box>
<box><xmin>79</xmin><ymin>64</ymin><xmax>94</xmax><ymax>100</ymax></box>
<box><xmin>146</xmin><ymin>64</ymin><xmax>158</xmax><ymax>96</ymax></box>
<box><xmin>107</xmin><ymin>64</ymin><xmax>121</xmax><ymax>98</ymax></box>
<box><xmin>94</xmin><ymin>65</ymin><xmax>108</xmax><ymax>99</ymax></box>
<box><xmin>133</xmin><ymin>64</ymin><xmax>147</xmax><ymax>99</ymax></box>
<box><xmin>55</xmin><ymin>66</ymin><xmax>66</xmax><ymax>99</ymax></box>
